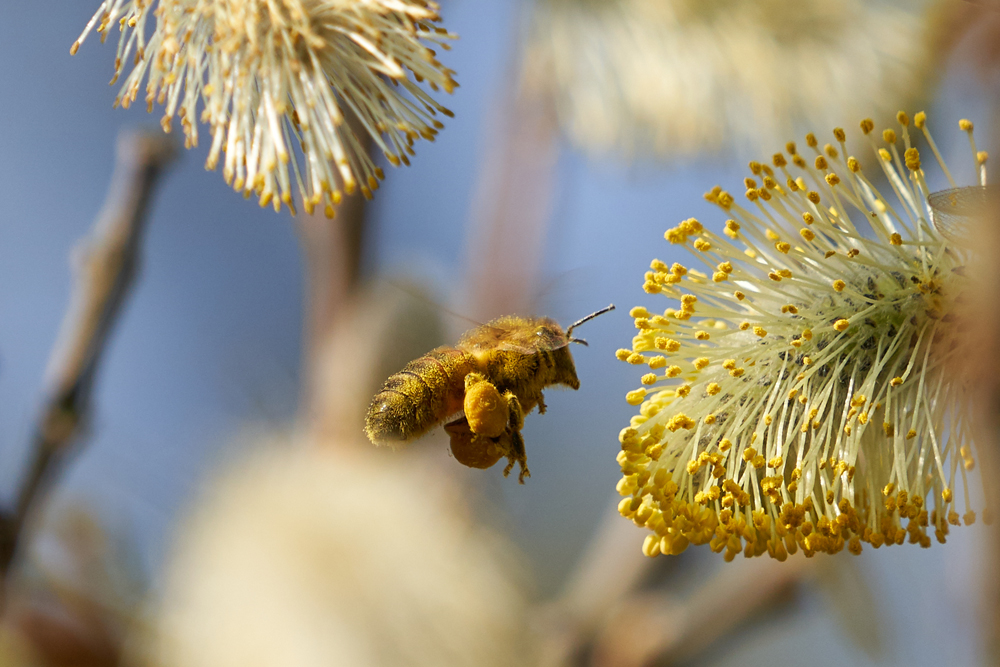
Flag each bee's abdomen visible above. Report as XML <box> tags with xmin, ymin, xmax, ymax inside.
<box><xmin>365</xmin><ymin>348</ymin><xmax>475</xmax><ymax>446</ymax></box>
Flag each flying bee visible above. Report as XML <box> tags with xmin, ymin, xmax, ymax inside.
<box><xmin>364</xmin><ymin>305</ymin><xmax>615</xmax><ymax>483</ymax></box>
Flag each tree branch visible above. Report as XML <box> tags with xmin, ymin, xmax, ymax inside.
<box><xmin>0</xmin><ymin>129</ymin><xmax>176</xmax><ymax>578</ymax></box>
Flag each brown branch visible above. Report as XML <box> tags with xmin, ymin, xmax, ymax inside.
<box><xmin>0</xmin><ymin>129</ymin><xmax>176</xmax><ymax>578</ymax></box>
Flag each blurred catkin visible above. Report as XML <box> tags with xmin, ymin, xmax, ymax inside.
<box><xmin>148</xmin><ymin>436</ymin><xmax>533</xmax><ymax>667</ymax></box>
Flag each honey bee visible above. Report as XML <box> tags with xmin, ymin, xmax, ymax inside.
<box><xmin>364</xmin><ymin>305</ymin><xmax>615</xmax><ymax>483</ymax></box>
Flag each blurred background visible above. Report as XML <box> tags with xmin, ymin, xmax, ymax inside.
<box><xmin>0</xmin><ymin>1</ymin><xmax>998</xmax><ymax>665</ymax></box>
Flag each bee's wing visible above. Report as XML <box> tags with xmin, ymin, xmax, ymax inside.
<box><xmin>928</xmin><ymin>185</ymin><xmax>994</xmax><ymax>241</ymax></box>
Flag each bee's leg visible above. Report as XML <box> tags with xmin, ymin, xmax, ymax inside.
<box><xmin>537</xmin><ymin>392</ymin><xmax>547</xmax><ymax>415</ymax></box>
<box><xmin>500</xmin><ymin>392</ymin><xmax>530</xmax><ymax>483</ymax></box>
<box><xmin>463</xmin><ymin>373</ymin><xmax>507</xmax><ymax>438</ymax></box>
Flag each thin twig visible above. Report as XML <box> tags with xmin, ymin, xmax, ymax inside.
<box><xmin>0</xmin><ymin>129</ymin><xmax>176</xmax><ymax>578</ymax></box>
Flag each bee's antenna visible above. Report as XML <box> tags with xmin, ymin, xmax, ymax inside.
<box><xmin>567</xmin><ymin>304</ymin><xmax>615</xmax><ymax>344</ymax></box>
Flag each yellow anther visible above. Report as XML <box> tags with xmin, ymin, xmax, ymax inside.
<box><xmin>897</xmin><ymin>111</ymin><xmax>909</xmax><ymax>126</ymax></box>
<box><xmin>694</xmin><ymin>239</ymin><xmax>712</xmax><ymax>252</ymax></box>
<box><xmin>734</xmin><ymin>290</ymin><xmax>746</xmax><ymax>301</ymax></box>
<box><xmin>978</xmin><ymin>151</ymin><xmax>989</xmax><ymax>165</ymax></box>
<box><xmin>904</xmin><ymin>148</ymin><xmax>920</xmax><ymax>171</ymax></box>
<box><xmin>629</xmin><ymin>306</ymin><xmax>650</xmax><ymax>318</ymax></box>
<box><xmin>860</xmin><ymin>118</ymin><xmax>875</xmax><ymax>134</ymax></box>
<box><xmin>616</xmin><ymin>349</ymin><xmax>632</xmax><ymax>361</ymax></box>
<box><xmin>834</xmin><ymin>319</ymin><xmax>850</xmax><ymax>332</ymax></box>
<box><xmin>805</xmin><ymin>133</ymin><xmax>818</xmax><ymax>148</ymax></box>
<box><xmin>742</xmin><ymin>447</ymin><xmax>757</xmax><ymax>462</ymax></box>
<box><xmin>883</xmin><ymin>129</ymin><xmax>897</xmax><ymax>144</ymax></box>
<box><xmin>890</xmin><ymin>233</ymin><xmax>902</xmax><ymax>246</ymax></box>
<box><xmin>960</xmin><ymin>119</ymin><xmax>974</xmax><ymax>132</ymax></box>
<box><xmin>847</xmin><ymin>157</ymin><xmax>861</xmax><ymax>172</ymax></box>
<box><xmin>807</xmin><ymin>191</ymin><xmax>821</xmax><ymax>204</ymax></box>
<box><xmin>833</xmin><ymin>128</ymin><xmax>846</xmax><ymax>142</ymax></box>
<box><xmin>648</xmin><ymin>356</ymin><xmax>667</xmax><ymax>369</ymax></box>
<box><xmin>627</xmin><ymin>353</ymin><xmax>646</xmax><ymax>365</ymax></box>
<box><xmin>695</xmin><ymin>331</ymin><xmax>711</xmax><ymax>340</ymax></box>
<box><xmin>802</xmin><ymin>329</ymin><xmax>812</xmax><ymax>340</ymax></box>
<box><xmin>704</xmin><ymin>414</ymin><xmax>716</xmax><ymax>425</ymax></box>
<box><xmin>754</xmin><ymin>326</ymin><xmax>767</xmax><ymax>337</ymax></box>
<box><xmin>740</xmin><ymin>322</ymin><xmax>750</xmax><ymax>331</ymax></box>
<box><xmin>776</xmin><ymin>241</ymin><xmax>791</xmax><ymax>253</ymax></box>
<box><xmin>665</xmin><ymin>364</ymin><xmax>681</xmax><ymax>377</ymax></box>
<box><xmin>825</xmin><ymin>173</ymin><xmax>841</xmax><ymax>186</ymax></box>
<box><xmin>641</xmin><ymin>373</ymin><xmax>657</xmax><ymax>385</ymax></box>
<box><xmin>749</xmin><ymin>161</ymin><xmax>763</xmax><ymax>174</ymax></box>
<box><xmin>694</xmin><ymin>357</ymin><xmax>710</xmax><ymax>370</ymax></box>
<box><xmin>942</xmin><ymin>488</ymin><xmax>953</xmax><ymax>503</ymax></box>
<box><xmin>719</xmin><ymin>439</ymin><xmax>733</xmax><ymax>452</ymax></box>
<box><xmin>815</xmin><ymin>155</ymin><xmax>828</xmax><ymax>170</ymax></box>
<box><xmin>723</xmin><ymin>359</ymin><xmax>736</xmax><ymax>370</ymax></box>
<box><xmin>773</xmin><ymin>153</ymin><xmax>787</xmax><ymax>168</ymax></box>
<box><xmin>626</xmin><ymin>389</ymin><xmax>647</xmax><ymax>405</ymax></box>
<box><xmin>706</xmin><ymin>382</ymin><xmax>721</xmax><ymax>396</ymax></box>
<box><xmin>800</xmin><ymin>228</ymin><xmax>815</xmax><ymax>241</ymax></box>
<box><xmin>824</xmin><ymin>143</ymin><xmax>838</xmax><ymax>159</ymax></box>
<box><xmin>833</xmin><ymin>279</ymin><xmax>846</xmax><ymax>292</ymax></box>
<box><xmin>907</xmin><ymin>429</ymin><xmax>917</xmax><ymax>439</ymax></box>
<box><xmin>890</xmin><ymin>376</ymin><xmax>903</xmax><ymax>386</ymax></box>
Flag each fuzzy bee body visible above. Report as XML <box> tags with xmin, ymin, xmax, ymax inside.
<box><xmin>365</xmin><ymin>309</ymin><xmax>613</xmax><ymax>482</ymax></box>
